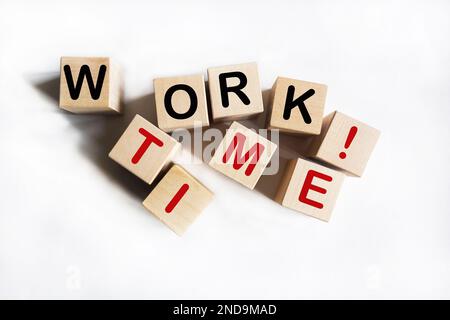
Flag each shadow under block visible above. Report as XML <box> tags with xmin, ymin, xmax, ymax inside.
<box><xmin>308</xmin><ymin>111</ymin><xmax>380</xmax><ymax>177</ymax></box>
<box><xmin>142</xmin><ymin>164</ymin><xmax>214</xmax><ymax>236</ymax></box>
<box><xmin>207</xmin><ymin>62</ymin><xmax>264</xmax><ymax>122</ymax></box>
<box><xmin>108</xmin><ymin>114</ymin><xmax>180</xmax><ymax>184</ymax></box>
<box><xmin>208</xmin><ymin>121</ymin><xmax>277</xmax><ymax>189</ymax></box>
<box><xmin>275</xmin><ymin>158</ymin><xmax>345</xmax><ymax>222</ymax></box>
<box><xmin>154</xmin><ymin>74</ymin><xmax>209</xmax><ymax>132</ymax></box>
<box><xmin>59</xmin><ymin>57</ymin><xmax>122</xmax><ymax>113</ymax></box>
<box><xmin>267</xmin><ymin>77</ymin><xmax>327</xmax><ymax>135</ymax></box>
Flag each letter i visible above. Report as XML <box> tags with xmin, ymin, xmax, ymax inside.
<box><xmin>165</xmin><ymin>183</ymin><xmax>190</xmax><ymax>213</ymax></box>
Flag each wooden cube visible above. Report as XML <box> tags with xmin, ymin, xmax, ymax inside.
<box><xmin>267</xmin><ymin>77</ymin><xmax>327</xmax><ymax>135</ymax></box>
<box><xmin>309</xmin><ymin>111</ymin><xmax>380</xmax><ymax>177</ymax></box>
<box><xmin>275</xmin><ymin>158</ymin><xmax>345</xmax><ymax>222</ymax></box>
<box><xmin>154</xmin><ymin>74</ymin><xmax>209</xmax><ymax>132</ymax></box>
<box><xmin>143</xmin><ymin>164</ymin><xmax>214</xmax><ymax>236</ymax></box>
<box><xmin>207</xmin><ymin>63</ymin><xmax>264</xmax><ymax>122</ymax></box>
<box><xmin>59</xmin><ymin>57</ymin><xmax>121</xmax><ymax>113</ymax></box>
<box><xmin>208</xmin><ymin>121</ymin><xmax>277</xmax><ymax>189</ymax></box>
<box><xmin>108</xmin><ymin>114</ymin><xmax>180</xmax><ymax>184</ymax></box>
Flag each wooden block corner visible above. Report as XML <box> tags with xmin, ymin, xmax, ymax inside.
<box><xmin>153</xmin><ymin>74</ymin><xmax>209</xmax><ymax>132</ymax></box>
<box><xmin>59</xmin><ymin>56</ymin><xmax>122</xmax><ymax>113</ymax></box>
<box><xmin>267</xmin><ymin>76</ymin><xmax>327</xmax><ymax>135</ymax></box>
<box><xmin>309</xmin><ymin>111</ymin><xmax>380</xmax><ymax>177</ymax></box>
<box><xmin>207</xmin><ymin>62</ymin><xmax>264</xmax><ymax>122</ymax></box>
<box><xmin>108</xmin><ymin>114</ymin><xmax>181</xmax><ymax>184</ymax></box>
<box><xmin>208</xmin><ymin>121</ymin><xmax>278</xmax><ymax>189</ymax></box>
<box><xmin>142</xmin><ymin>164</ymin><xmax>214</xmax><ymax>235</ymax></box>
<box><xmin>276</xmin><ymin>157</ymin><xmax>345</xmax><ymax>222</ymax></box>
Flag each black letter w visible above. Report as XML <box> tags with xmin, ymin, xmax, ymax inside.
<box><xmin>63</xmin><ymin>64</ymin><xmax>107</xmax><ymax>100</ymax></box>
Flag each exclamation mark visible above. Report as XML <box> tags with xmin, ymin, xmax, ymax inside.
<box><xmin>339</xmin><ymin>126</ymin><xmax>358</xmax><ymax>159</ymax></box>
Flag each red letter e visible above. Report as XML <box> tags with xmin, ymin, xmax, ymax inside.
<box><xmin>299</xmin><ymin>170</ymin><xmax>333</xmax><ymax>209</ymax></box>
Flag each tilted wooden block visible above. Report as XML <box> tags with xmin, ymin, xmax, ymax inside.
<box><xmin>308</xmin><ymin>111</ymin><xmax>380</xmax><ymax>177</ymax></box>
<box><xmin>208</xmin><ymin>121</ymin><xmax>277</xmax><ymax>189</ymax></box>
<box><xmin>267</xmin><ymin>77</ymin><xmax>327</xmax><ymax>135</ymax></box>
<box><xmin>108</xmin><ymin>114</ymin><xmax>180</xmax><ymax>184</ymax></box>
<box><xmin>143</xmin><ymin>164</ymin><xmax>214</xmax><ymax>236</ymax></box>
<box><xmin>59</xmin><ymin>57</ymin><xmax>121</xmax><ymax>113</ymax></box>
<box><xmin>207</xmin><ymin>62</ymin><xmax>264</xmax><ymax>122</ymax></box>
<box><xmin>154</xmin><ymin>74</ymin><xmax>209</xmax><ymax>132</ymax></box>
<box><xmin>275</xmin><ymin>158</ymin><xmax>345</xmax><ymax>222</ymax></box>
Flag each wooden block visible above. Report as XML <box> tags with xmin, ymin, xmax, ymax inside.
<box><xmin>108</xmin><ymin>114</ymin><xmax>180</xmax><ymax>184</ymax></box>
<box><xmin>208</xmin><ymin>121</ymin><xmax>277</xmax><ymax>189</ymax></box>
<box><xmin>59</xmin><ymin>57</ymin><xmax>121</xmax><ymax>113</ymax></box>
<box><xmin>207</xmin><ymin>62</ymin><xmax>264</xmax><ymax>122</ymax></box>
<box><xmin>275</xmin><ymin>158</ymin><xmax>345</xmax><ymax>222</ymax></box>
<box><xmin>267</xmin><ymin>77</ymin><xmax>327</xmax><ymax>135</ymax></box>
<box><xmin>154</xmin><ymin>74</ymin><xmax>209</xmax><ymax>132</ymax></box>
<box><xmin>308</xmin><ymin>111</ymin><xmax>380</xmax><ymax>177</ymax></box>
<box><xmin>143</xmin><ymin>164</ymin><xmax>214</xmax><ymax>236</ymax></box>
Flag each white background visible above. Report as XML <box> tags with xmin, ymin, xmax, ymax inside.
<box><xmin>1</xmin><ymin>0</ymin><xmax>449</xmax><ymax>299</ymax></box>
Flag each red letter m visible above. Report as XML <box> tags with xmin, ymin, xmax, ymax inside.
<box><xmin>222</xmin><ymin>132</ymin><xmax>265</xmax><ymax>176</ymax></box>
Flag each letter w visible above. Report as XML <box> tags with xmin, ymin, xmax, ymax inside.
<box><xmin>222</xmin><ymin>132</ymin><xmax>265</xmax><ymax>176</ymax></box>
<box><xmin>63</xmin><ymin>64</ymin><xmax>107</xmax><ymax>100</ymax></box>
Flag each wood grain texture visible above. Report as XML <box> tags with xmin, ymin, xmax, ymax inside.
<box><xmin>308</xmin><ymin>111</ymin><xmax>380</xmax><ymax>177</ymax></box>
<box><xmin>275</xmin><ymin>158</ymin><xmax>345</xmax><ymax>222</ymax></box>
<box><xmin>154</xmin><ymin>74</ymin><xmax>209</xmax><ymax>132</ymax></box>
<box><xmin>207</xmin><ymin>62</ymin><xmax>264</xmax><ymax>122</ymax></box>
<box><xmin>208</xmin><ymin>121</ymin><xmax>277</xmax><ymax>189</ymax></box>
<box><xmin>267</xmin><ymin>77</ymin><xmax>327</xmax><ymax>135</ymax></box>
<box><xmin>108</xmin><ymin>114</ymin><xmax>180</xmax><ymax>184</ymax></box>
<box><xmin>59</xmin><ymin>56</ymin><xmax>122</xmax><ymax>113</ymax></box>
<box><xmin>142</xmin><ymin>164</ymin><xmax>214</xmax><ymax>236</ymax></box>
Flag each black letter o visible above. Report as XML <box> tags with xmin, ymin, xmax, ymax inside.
<box><xmin>164</xmin><ymin>84</ymin><xmax>198</xmax><ymax>120</ymax></box>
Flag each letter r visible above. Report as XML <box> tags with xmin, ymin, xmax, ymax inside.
<box><xmin>218</xmin><ymin>72</ymin><xmax>251</xmax><ymax>108</ymax></box>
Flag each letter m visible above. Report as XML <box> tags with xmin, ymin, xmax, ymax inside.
<box><xmin>63</xmin><ymin>64</ymin><xmax>107</xmax><ymax>100</ymax></box>
<box><xmin>222</xmin><ymin>132</ymin><xmax>265</xmax><ymax>176</ymax></box>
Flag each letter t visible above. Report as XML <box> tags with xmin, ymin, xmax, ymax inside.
<box><xmin>131</xmin><ymin>128</ymin><xmax>164</xmax><ymax>164</ymax></box>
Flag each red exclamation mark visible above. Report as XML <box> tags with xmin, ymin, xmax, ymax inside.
<box><xmin>339</xmin><ymin>126</ymin><xmax>358</xmax><ymax>159</ymax></box>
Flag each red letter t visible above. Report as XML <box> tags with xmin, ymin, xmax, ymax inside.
<box><xmin>131</xmin><ymin>128</ymin><xmax>164</xmax><ymax>164</ymax></box>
